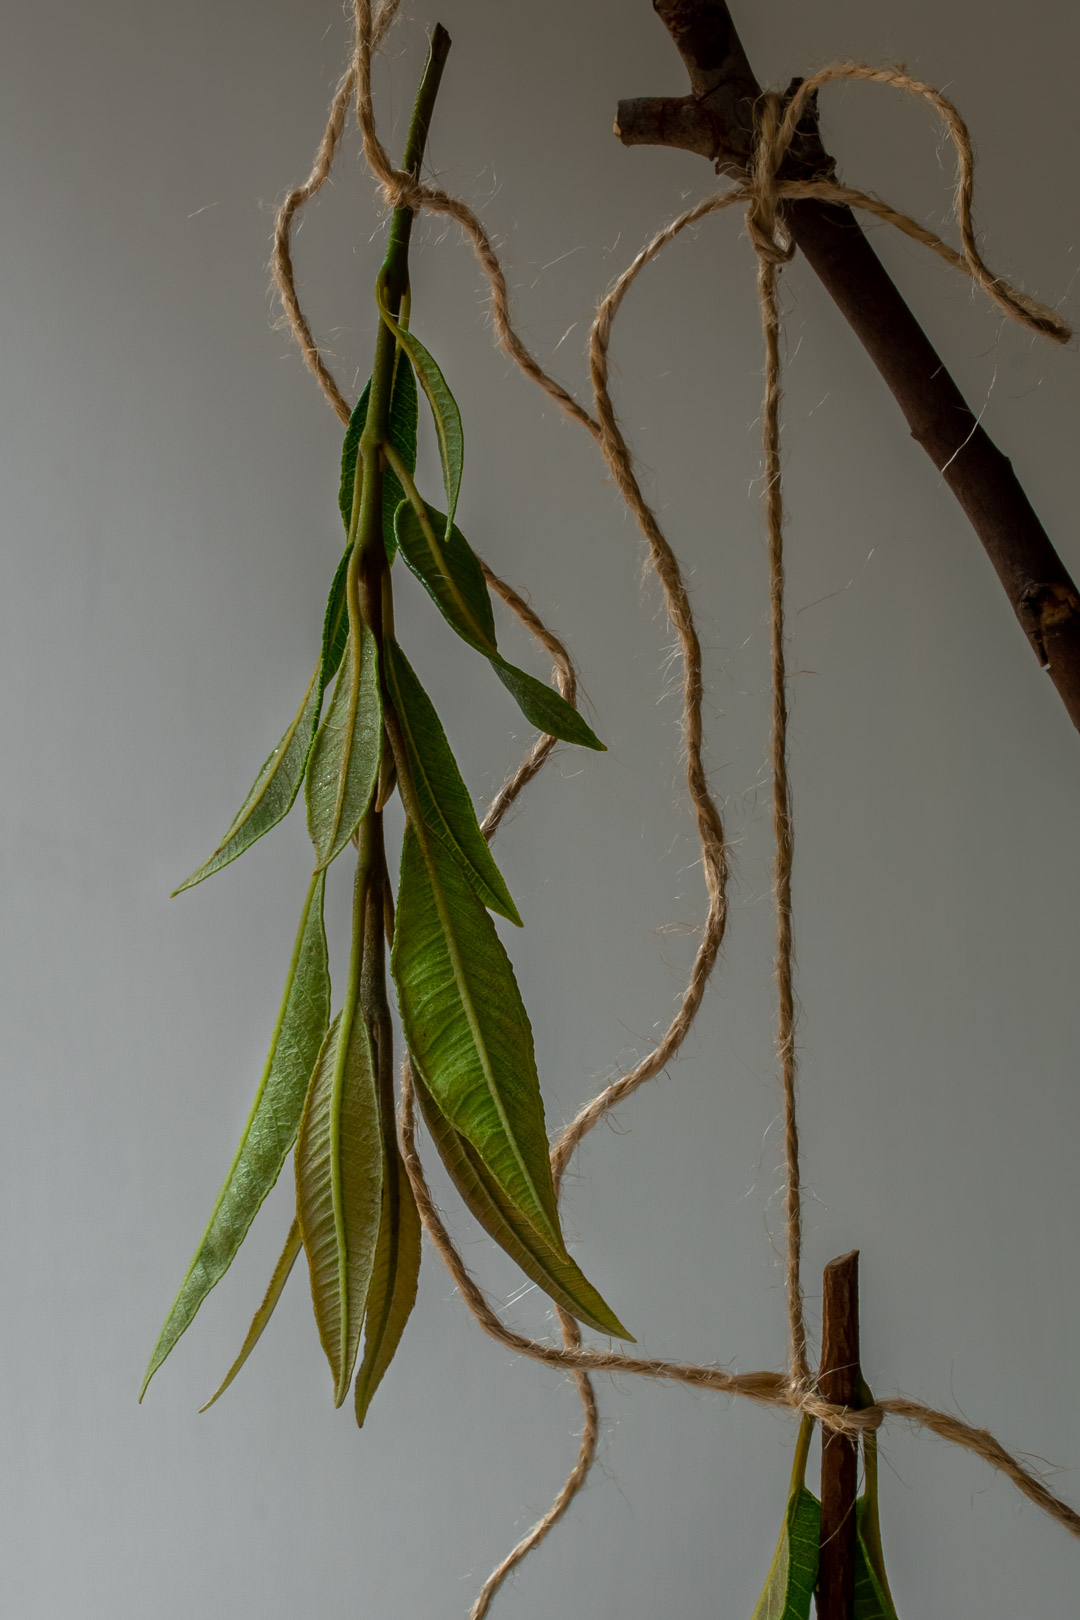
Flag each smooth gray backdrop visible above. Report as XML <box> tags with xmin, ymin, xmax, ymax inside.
<box><xmin>3</xmin><ymin>1</ymin><xmax>1079</xmax><ymax>1615</ymax></box>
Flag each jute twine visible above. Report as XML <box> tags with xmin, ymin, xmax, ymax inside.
<box><xmin>270</xmin><ymin>4</ymin><xmax>1078</xmax><ymax>1612</ymax></box>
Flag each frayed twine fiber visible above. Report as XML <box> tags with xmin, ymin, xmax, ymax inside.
<box><xmin>270</xmin><ymin>5</ymin><xmax>1078</xmax><ymax>1614</ymax></box>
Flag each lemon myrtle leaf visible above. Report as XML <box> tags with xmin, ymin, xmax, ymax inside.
<box><xmin>751</xmin><ymin>1418</ymin><xmax>820</xmax><ymax>1620</ymax></box>
<box><xmin>296</xmin><ymin>1003</ymin><xmax>383</xmax><ymax>1406</ymax></box>
<box><xmin>384</xmin><ymin>640</ymin><xmax>521</xmax><ymax>924</ymax></box>
<box><xmin>353</xmin><ymin>1137</ymin><xmax>422</xmax><ymax>1426</ymax></box>
<box><xmin>173</xmin><ymin>665</ymin><xmax>322</xmax><ymax>894</ymax></box>
<box><xmin>378</xmin><ymin>308</ymin><xmax>462</xmax><ymax>528</ymax></box>
<box><xmin>412</xmin><ymin>1070</ymin><xmax>630</xmax><ymax>1339</ymax></box>
<box><xmin>488</xmin><ymin>655</ymin><xmax>604</xmax><ymax>750</ymax></box>
<box><xmin>306</xmin><ymin>619</ymin><xmax>382</xmax><ymax>869</ymax></box>
<box><xmin>393</xmin><ymin>499</ymin><xmax>496</xmax><ymax>655</ymax></box>
<box><xmin>338</xmin><ymin>359</ymin><xmax>418</xmax><ymax>560</ymax></box>
<box><xmin>199</xmin><ymin>1218</ymin><xmax>303</xmax><ymax>1412</ymax></box>
<box><xmin>141</xmin><ymin>871</ymin><xmax>330</xmax><ymax>1398</ymax></box>
<box><xmin>391</xmin><ymin>824</ymin><xmax>564</xmax><ymax>1253</ymax></box>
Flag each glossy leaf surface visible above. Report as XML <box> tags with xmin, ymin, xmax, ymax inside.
<box><xmin>141</xmin><ymin>872</ymin><xmax>330</xmax><ymax>1397</ymax></box>
<box><xmin>174</xmin><ymin>667</ymin><xmax>321</xmax><ymax>894</ymax></box>
<box><xmin>296</xmin><ymin>1005</ymin><xmax>384</xmax><ymax>1406</ymax></box>
<box><xmin>392</xmin><ymin>826</ymin><xmax>563</xmax><ymax>1253</ymax></box>
<box><xmin>199</xmin><ymin>1218</ymin><xmax>303</xmax><ymax>1412</ymax></box>
<box><xmin>306</xmin><ymin>618</ymin><xmax>382</xmax><ymax>869</ymax></box>
<box><xmin>413</xmin><ymin>1071</ymin><xmax>630</xmax><ymax>1339</ymax></box>
<box><xmin>353</xmin><ymin>1138</ymin><xmax>422</xmax><ymax>1426</ymax></box>
<box><xmin>385</xmin><ymin>640</ymin><xmax>521</xmax><ymax>924</ymax></box>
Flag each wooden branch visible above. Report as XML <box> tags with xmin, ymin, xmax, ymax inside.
<box><xmin>817</xmin><ymin>1251</ymin><xmax>862</xmax><ymax>1620</ymax></box>
<box><xmin>616</xmin><ymin>0</ymin><xmax>1080</xmax><ymax>733</ymax></box>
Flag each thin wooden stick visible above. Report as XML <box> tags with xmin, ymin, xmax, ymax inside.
<box><xmin>615</xmin><ymin>0</ymin><xmax>1080</xmax><ymax>733</ymax></box>
<box><xmin>817</xmin><ymin>1251</ymin><xmax>861</xmax><ymax>1620</ymax></box>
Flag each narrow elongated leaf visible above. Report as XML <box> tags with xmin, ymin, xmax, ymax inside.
<box><xmin>413</xmin><ymin>1071</ymin><xmax>631</xmax><ymax>1340</ymax></box>
<box><xmin>392</xmin><ymin>825</ymin><xmax>564</xmax><ymax>1253</ymax></box>
<box><xmin>141</xmin><ymin>872</ymin><xmax>330</xmax><ymax>1397</ymax></box>
<box><xmin>393</xmin><ymin>499</ymin><xmax>496</xmax><ymax>654</ymax></box>
<box><xmin>173</xmin><ymin>666</ymin><xmax>321</xmax><ymax>894</ymax></box>
<box><xmin>380</xmin><ymin>311</ymin><xmax>463</xmax><ymax>527</ymax></box>
<box><xmin>385</xmin><ymin>640</ymin><xmax>521</xmax><ymax>924</ymax></box>
<box><xmin>854</xmin><ymin>1497</ymin><xmax>899</xmax><ymax>1620</ymax></box>
<box><xmin>306</xmin><ymin>618</ymin><xmax>382</xmax><ymax>869</ymax></box>
<box><xmin>751</xmin><ymin>1486</ymin><xmax>820</xmax><ymax>1620</ymax></box>
<box><xmin>296</xmin><ymin>1004</ymin><xmax>384</xmax><ymax>1406</ymax></box>
<box><xmin>199</xmin><ymin>1218</ymin><xmax>303</xmax><ymax>1412</ymax></box>
<box><xmin>353</xmin><ymin>1138</ymin><xmax>422</xmax><ymax>1426</ymax></box>
<box><xmin>489</xmin><ymin>655</ymin><xmax>604</xmax><ymax>750</ymax></box>
<box><xmin>393</xmin><ymin>500</ymin><xmax>603</xmax><ymax>751</ymax></box>
<box><xmin>339</xmin><ymin>360</ymin><xmax>418</xmax><ymax>560</ymax></box>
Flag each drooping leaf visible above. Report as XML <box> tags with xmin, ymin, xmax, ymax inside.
<box><xmin>393</xmin><ymin>500</ymin><xmax>603</xmax><ymax>751</ymax></box>
<box><xmin>384</xmin><ymin>640</ymin><xmax>521</xmax><ymax>924</ymax></box>
<box><xmin>751</xmin><ymin>1417</ymin><xmax>820</xmax><ymax>1620</ymax></box>
<box><xmin>173</xmin><ymin>665</ymin><xmax>322</xmax><ymax>894</ymax></box>
<box><xmin>306</xmin><ymin>615</ymin><xmax>382</xmax><ymax>869</ymax></box>
<box><xmin>353</xmin><ymin>1137</ymin><xmax>422</xmax><ymax>1426</ymax></box>
<box><xmin>338</xmin><ymin>358</ymin><xmax>419</xmax><ymax>561</ymax></box>
<box><xmin>379</xmin><ymin>309</ymin><xmax>463</xmax><ymax>528</ymax></box>
<box><xmin>488</xmin><ymin>654</ymin><xmax>604</xmax><ymax>751</ymax></box>
<box><xmin>320</xmin><ymin>544</ymin><xmax>354</xmax><ymax>692</ymax></box>
<box><xmin>751</xmin><ymin>1486</ymin><xmax>820</xmax><ymax>1620</ymax></box>
<box><xmin>412</xmin><ymin>1070</ymin><xmax>631</xmax><ymax>1340</ymax></box>
<box><xmin>296</xmin><ymin>998</ymin><xmax>384</xmax><ymax>1407</ymax></box>
<box><xmin>199</xmin><ymin>1218</ymin><xmax>303</xmax><ymax>1412</ymax></box>
<box><xmin>853</xmin><ymin>1504</ymin><xmax>900</xmax><ymax>1620</ymax></box>
<box><xmin>391</xmin><ymin>824</ymin><xmax>564</xmax><ymax>1253</ymax></box>
<box><xmin>141</xmin><ymin>872</ymin><xmax>330</xmax><ymax>1398</ymax></box>
<box><xmin>393</xmin><ymin>499</ymin><xmax>496</xmax><ymax>655</ymax></box>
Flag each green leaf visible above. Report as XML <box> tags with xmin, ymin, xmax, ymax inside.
<box><xmin>199</xmin><ymin>1218</ymin><xmax>303</xmax><ymax>1412</ymax></box>
<box><xmin>353</xmin><ymin>1137</ymin><xmax>422</xmax><ymax>1426</ymax></box>
<box><xmin>488</xmin><ymin>655</ymin><xmax>604</xmax><ymax>751</ymax></box>
<box><xmin>392</xmin><ymin>824</ymin><xmax>564</xmax><ymax>1254</ymax></box>
<box><xmin>141</xmin><ymin>872</ymin><xmax>330</xmax><ymax>1398</ymax></box>
<box><xmin>393</xmin><ymin>499</ymin><xmax>497</xmax><ymax>655</ymax></box>
<box><xmin>412</xmin><ymin>1071</ymin><xmax>631</xmax><ymax>1340</ymax></box>
<box><xmin>306</xmin><ymin>617</ymin><xmax>382</xmax><ymax>869</ymax></box>
<box><xmin>173</xmin><ymin>665</ymin><xmax>321</xmax><ymax>894</ymax></box>
<box><xmin>393</xmin><ymin>500</ymin><xmax>603</xmax><ymax>751</ymax></box>
<box><xmin>853</xmin><ymin>1508</ymin><xmax>900</xmax><ymax>1620</ymax></box>
<box><xmin>751</xmin><ymin>1418</ymin><xmax>820</xmax><ymax>1620</ymax></box>
<box><xmin>339</xmin><ymin>358</ymin><xmax>419</xmax><ymax>560</ymax></box>
<box><xmin>296</xmin><ymin>1000</ymin><xmax>384</xmax><ymax>1407</ymax></box>
<box><xmin>380</xmin><ymin>311</ymin><xmax>463</xmax><ymax>528</ymax></box>
<box><xmin>751</xmin><ymin>1487</ymin><xmax>820</xmax><ymax>1620</ymax></box>
<box><xmin>384</xmin><ymin>640</ymin><xmax>521</xmax><ymax>925</ymax></box>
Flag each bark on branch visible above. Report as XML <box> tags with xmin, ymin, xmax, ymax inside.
<box><xmin>616</xmin><ymin>0</ymin><xmax>1080</xmax><ymax>733</ymax></box>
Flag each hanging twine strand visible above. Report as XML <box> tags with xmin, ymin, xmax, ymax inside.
<box><xmin>269</xmin><ymin>4</ymin><xmax>1078</xmax><ymax>1611</ymax></box>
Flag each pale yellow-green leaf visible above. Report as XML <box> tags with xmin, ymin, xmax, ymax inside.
<box><xmin>199</xmin><ymin>1218</ymin><xmax>302</xmax><ymax>1412</ymax></box>
<box><xmin>305</xmin><ymin>620</ymin><xmax>381</xmax><ymax>870</ymax></box>
<box><xmin>353</xmin><ymin>1139</ymin><xmax>422</xmax><ymax>1426</ymax></box>
<box><xmin>296</xmin><ymin>1005</ymin><xmax>383</xmax><ymax>1405</ymax></box>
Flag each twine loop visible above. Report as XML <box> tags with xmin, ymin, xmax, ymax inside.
<box><xmin>269</xmin><ymin>8</ymin><xmax>1080</xmax><ymax>1610</ymax></box>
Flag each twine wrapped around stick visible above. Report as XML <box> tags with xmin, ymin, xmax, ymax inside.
<box><xmin>269</xmin><ymin>4</ymin><xmax>1077</xmax><ymax>1613</ymax></box>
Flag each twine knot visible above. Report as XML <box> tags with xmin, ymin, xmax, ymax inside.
<box><xmin>745</xmin><ymin>92</ymin><xmax>795</xmax><ymax>267</ymax></box>
<box><xmin>790</xmin><ymin>1378</ymin><xmax>886</xmax><ymax>1436</ymax></box>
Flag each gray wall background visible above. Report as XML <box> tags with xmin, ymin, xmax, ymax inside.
<box><xmin>3</xmin><ymin>1</ymin><xmax>1079</xmax><ymax>1615</ymax></box>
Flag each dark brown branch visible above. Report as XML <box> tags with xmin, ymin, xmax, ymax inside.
<box><xmin>817</xmin><ymin>1251</ymin><xmax>862</xmax><ymax>1620</ymax></box>
<box><xmin>617</xmin><ymin>0</ymin><xmax>1080</xmax><ymax>733</ymax></box>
